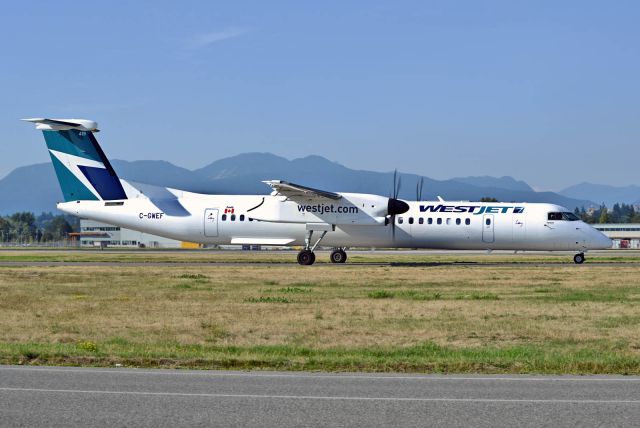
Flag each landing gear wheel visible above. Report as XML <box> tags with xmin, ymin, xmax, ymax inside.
<box><xmin>330</xmin><ymin>249</ymin><xmax>347</xmax><ymax>264</ymax></box>
<box><xmin>297</xmin><ymin>250</ymin><xmax>316</xmax><ymax>266</ymax></box>
<box><xmin>573</xmin><ymin>253</ymin><xmax>585</xmax><ymax>264</ymax></box>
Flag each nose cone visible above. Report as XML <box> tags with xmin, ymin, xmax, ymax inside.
<box><xmin>589</xmin><ymin>229</ymin><xmax>613</xmax><ymax>250</ymax></box>
<box><xmin>388</xmin><ymin>198</ymin><xmax>410</xmax><ymax>216</ymax></box>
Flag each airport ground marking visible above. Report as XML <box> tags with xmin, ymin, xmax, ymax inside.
<box><xmin>3</xmin><ymin>366</ymin><xmax>640</xmax><ymax>382</ymax></box>
<box><xmin>1</xmin><ymin>387</ymin><xmax>640</xmax><ymax>404</ymax></box>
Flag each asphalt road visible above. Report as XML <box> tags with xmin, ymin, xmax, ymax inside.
<box><xmin>1</xmin><ymin>366</ymin><xmax>639</xmax><ymax>427</ymax></box>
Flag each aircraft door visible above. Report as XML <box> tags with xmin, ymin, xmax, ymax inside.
<box><xmin>482</xmin><ymin>214</ymin><xmax>494</xmax><ymax>243</ymax></box>
<box><xmin>204</xmin><ymin>209</ymin><xmax>219</xmax><ymax>237</ymax></box>
<box><xmin>513</xmin><ymin>215</ymin><xmax>526</xmax><ymax>244</ymax></box>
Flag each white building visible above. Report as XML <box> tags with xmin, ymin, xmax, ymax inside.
<box><xmin>77</xmin><ymin>219</ymin><xmax>182</xmax><ymax>248</ymax></box>
<box><xmin>593</xmin><ymin>224</ymin><xmax>640</xmax><ymax>249</ymax></box>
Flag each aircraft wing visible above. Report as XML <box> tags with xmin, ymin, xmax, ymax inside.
<box><xmin>262</xmin><ymin>180</ymin><xmax>342</xmax><ymax>200</ymax></box>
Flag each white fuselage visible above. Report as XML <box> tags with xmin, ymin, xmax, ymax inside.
<box><xmin>57</xmin><ymin>187</ymin><xmax>612</xmax><ymax>252</ymax></box>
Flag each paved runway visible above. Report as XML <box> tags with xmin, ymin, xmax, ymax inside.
<box><xmin>1</xmin><ymin>260</ymin><xmax>638</xmax><ymax>267</ymax></box>
<box><xmin>1</xmin><ymin>249</ymin><xmax>637</xmax><ymax>268</ymax></box>
<box><xmin>1</xmin><ymin>366</ymin><xmax>639</xmax><ymax>427</ymax></box>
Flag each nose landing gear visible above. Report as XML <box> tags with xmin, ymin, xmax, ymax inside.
<box><xmin>573</xmin><ymin>253</ymin><xmax>585</xmax><ymax>264</ymax></box>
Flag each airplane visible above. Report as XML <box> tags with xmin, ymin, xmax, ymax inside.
<box><xmin>23</xmin><ymin>118</ymin><xmax>612</xmax><ymax>265</ymax></box>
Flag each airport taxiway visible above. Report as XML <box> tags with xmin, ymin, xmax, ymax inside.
<box><xmin>1</xmin><ymin>366</ymin><xmax>639</xmax><ymax>427</ymax></box>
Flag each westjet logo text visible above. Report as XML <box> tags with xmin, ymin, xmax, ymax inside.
<box><xmin>419</xmin><ymin>205</ymin><xmax>525</xmax><ymax>215</ymax></box>
<box><xmin>297</xmin><ymin>204</ymin><xmax>359</xmax><ymax>215</ymax></box>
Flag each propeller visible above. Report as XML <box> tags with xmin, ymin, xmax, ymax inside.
<box><xmin>416</xmin><ymin>176</ymin><xmax>424</xmax><ymax>201</ymax></box>
<box><xmin>386</xmin><ymin>169</ymin><xmax>409</xmax><ymax>239</ymax></box>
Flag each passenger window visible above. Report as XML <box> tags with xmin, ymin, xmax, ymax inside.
<box><xmin>409</xmin><ymin>217</ymin><xmax>414</xmax><ymax>224</ymax></box>
<box><xmin>428</xmin><ymin>218</ymin><xmax>433</xmax><ymax>225</ymax></box>
<box><xmin>547</xmin><ymin>212</ymin><xmax>563</xmax><ymax>221</ymax></box>
<box><xmin>398</xmin><ymin>217</ymin><xmax>403</xmax><ymax>224</ymax></box>
<box><xmin>221</xmin><ymin>214</ymin><xmax>227</xmax><ymax>221</ymax></box>
<box><xmin>485</xmin><ymin>218</ymin><xmax>491</xmax><ymax>226</ymax></box>
<box><xmin>240</xmin><ymin>215</ymin><xmax>245</xmax><ymax>221</ymax></box>
<box><xmin>456</xmin><ymin>218</ymin><xmax>461</xmax><ymax>225</ymax></box>
<box><xmin>418</xmin><ymin>218</ymin><xmax>424</xmax><ymax>224</ymax></box>
<box><xmin>465</xmin><ymin>218</ymin><xmax>470</xmax><ymax>225</ymax></box>
<box><xmin>231</xmin><ymin>214</ymin><xmax>236</xmax><ymax>221</ymax></box>
<box><xmin>437</xmin><ymin>218</ymin><xmax>442</xmax><ymax>225</ymax></box>
<box><xmin>248</xmin><ymin>218</ymin><xmax>253</xmax><ymax>222</ymax></box>
<box><xmin>446</xmin><ymin>218</ymin><xmax>451</xmax><ymax>225</ymax></box>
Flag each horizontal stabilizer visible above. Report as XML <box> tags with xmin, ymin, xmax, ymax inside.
<box><xmin>22</xmin><ymin>118</ymin><xmax>99</xmax><ymax>132</ymax></box>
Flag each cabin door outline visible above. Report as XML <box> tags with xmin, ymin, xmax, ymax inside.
<box><xmin>204</xmin><ymin>208</ymin><xmax>219</xmax><ymax>237</ymax></box>
<box><xmin>482</xmin><ymin>214</ymin><xmax>495</xmax><ymax>243</ymax></box>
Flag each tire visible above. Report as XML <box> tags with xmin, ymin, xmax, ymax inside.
<box><xmin>573</xmin><ymin>253</ymin><xmax>585</xmax><ymax>264</ymax></box>
<box><xmin>297</xmin><ymin>250</ymin><xmax>315</xmax><ymax>266</ymax></box>
<box><xmin>330</xmin><ymin>249</ymin><xmax>347</xmax><ymax>264</ymax></box>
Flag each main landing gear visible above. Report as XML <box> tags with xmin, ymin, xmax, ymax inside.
<box><xmin>297</xmin><ymin>250</ymin><xmax>316</xmax><ymax>266</ymax></box>
<box><xmin>573</xmin><ymin>253</ymin><xmax>585</xmax><ymax>264</ymax></box>
<box><xmin>330</xmin><ymin>248</ymin><xmax>347</xmax><ymax>264</ymax></box>
<box><xmin>296</xmin><ymin>229</ymin><xmax>348</xmax><ymax>266</ymax></box>
<box><xmin>296</xmin><ymin>229</ymin><xmax>328</xmax><ymax>266</ymax></box>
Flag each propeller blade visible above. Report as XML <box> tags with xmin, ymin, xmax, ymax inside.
<box><xmin>393</xmin><ymin>169</ymin><xmax>398</xmax><ymax>199</ymax></box>
<box><xmin>392</xmin><ymin>215</ymin><xmax>395</xmax><ymax>240</ymax></box>
<box><xmin>416</xmin><ymin>177</ymin><xmax>424</xmax><ymax>201</ymax></box>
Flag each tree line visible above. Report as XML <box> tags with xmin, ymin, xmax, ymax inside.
<box><xmin>0</xmin><ymin>212</ymin><xmax>79</xmax><ymax>243</ymax></box>
<box><xmin>574</xmin><ymin>203</ymin><xmax>640</xmax><ymax>224</ymax></box>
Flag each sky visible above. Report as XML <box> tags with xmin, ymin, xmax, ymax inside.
<box><xmin>1</xmin><ymin>0</ymin><xmax>639</xmax><ymax>191</ymax></box>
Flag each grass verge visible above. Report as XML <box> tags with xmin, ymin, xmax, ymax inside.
<box><xmin>2</xmin><ymin>341</ymin><xmax>639</xmax><ymax>374</ymax></box>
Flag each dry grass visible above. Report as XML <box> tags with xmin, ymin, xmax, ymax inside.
<box><xmin>1</xmin><ymin>249</ymin><xmax>639</xmax><ymax>372</ymax></box>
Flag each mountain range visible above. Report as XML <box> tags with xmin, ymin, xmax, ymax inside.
<box><xmin>0</xmin><ymin>152</ymin><xmax>635</xmax><ymax>215</ymax></box>
<box><xmin>559</xmin><ymin>182</ymin><xmax>640</xmax><ymax>207</ymax></box>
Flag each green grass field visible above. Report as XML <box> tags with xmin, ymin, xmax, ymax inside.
<box><xmin>1</xmin><ymin>249</ymin><xmax>639</xmax><ymax>373</ymax></box>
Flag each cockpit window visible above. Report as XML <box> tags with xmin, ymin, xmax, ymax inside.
<box><xmin>548</xmin><ymin>212</ymin><xmax>580</xmax><ymax>221</ymax></box>
<box><xmin>547</xmin><ymin>212</ymin><xmax>563</xmax><ymax>221</ymax></box>
<box><xmin>562</xmin><ymin>212</ymin><xmax>580</xmax><ymax>221</ymax></box>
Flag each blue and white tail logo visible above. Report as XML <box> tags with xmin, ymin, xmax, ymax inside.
<box><xmin>23</xmin><ymin>118</ymin><xmax>127</xmax><ymax>202</ymax></box>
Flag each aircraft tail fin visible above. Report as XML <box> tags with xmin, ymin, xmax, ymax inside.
<box><xmin>23</xmin><ymin>118</ymin><xmax>127</xmax><ymax>202</ymax></box>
